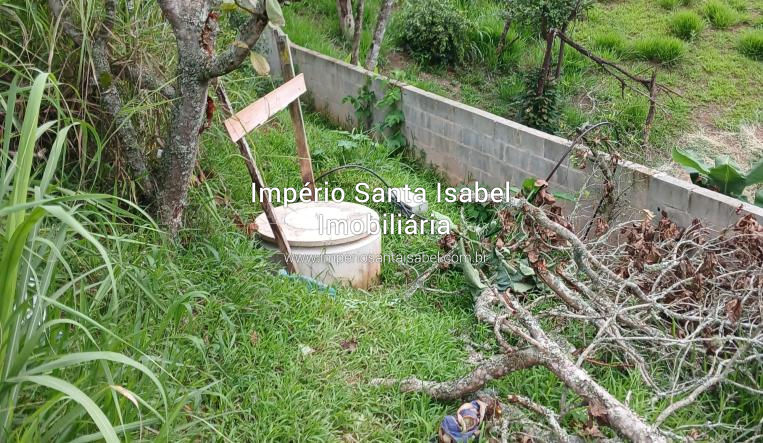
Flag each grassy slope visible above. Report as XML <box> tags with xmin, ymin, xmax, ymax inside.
<box><xmin>282</xmin><ymin>0</ymin><xmax>763</xmax><ymax>167</ymax></box>
<box><xmin>136</xmin><ymin>72</ymin><xmax>736</xmax><ymax>440</ymax></box>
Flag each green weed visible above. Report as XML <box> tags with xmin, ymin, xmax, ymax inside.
<box><xmin>630</xmin><ymin>36</ymin><xmax>687</xmax><ymax>64</ymax></box>
<box><xmin>703</xmin><ymin>0</ymin><xmax>738</xmax><ymax>29</ymax></box>
<box><xmin>669</xmin><ymin>11</ymin><xmax>705</xmax><ymax>41</ymax></box>
<box><xmin>592</xmin><ymin>31</ymin><xmax>629</xmax><ymax>55</ymax></box>
<box><xmin>738</xmin><ymin>29</ymin><xmax>763</xmax><ymax>61</ymax></box>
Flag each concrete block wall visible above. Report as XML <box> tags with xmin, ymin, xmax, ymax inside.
<box><xmin>281</xmin><ymin>39</ymin><xmax>763</xmax><ymax>228</ymax></box>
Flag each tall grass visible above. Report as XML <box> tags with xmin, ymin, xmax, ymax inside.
<box><xmin>0</xmin><ymin>72</ymin><xmax>184</xmax><ymax>441</ymax></box>
<box><xmin>703</xmin><ymin>0</ymin><xmax>738</xmax><ymax>29</ymax></box>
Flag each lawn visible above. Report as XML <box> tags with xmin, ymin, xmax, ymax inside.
<box><xmin>282</xmin><ymin>0</ymin><xmax>763</xmax><ymax>170</ymax></box>
<box><xmin>98</xmin><ymin>75</ymin><xmax>725</xmax><ymax>440</ymax></box>
<box><xmin>3</xmin><ymin>1</ymin><xmax>761</xmax><ymax>440</ymax></box>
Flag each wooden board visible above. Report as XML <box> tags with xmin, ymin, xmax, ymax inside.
<box><xmin>224</xmin><ymin>73</ymin><xmax>307</xmax><ymax>142</ymax></box>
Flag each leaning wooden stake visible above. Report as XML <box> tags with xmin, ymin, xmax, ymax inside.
<box><xmin>274</xmin><ymin>28</ymin><xmax>316</xmax><ymax>201</ymax></box>
<box><xmin>215</xmin><ymin>81</ymin><xmax>297</xmax><ymax>273</ymax></box>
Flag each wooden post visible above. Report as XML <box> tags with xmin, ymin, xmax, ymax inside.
<box><xmin>215</xmin><ymin>81</ymin><xmax>297</xmax><ymax>273</ymax></box>
<box><xmin>274</xmin><ymin>29</ymin><xmax>316</xmax><ymax>201</ymax></box>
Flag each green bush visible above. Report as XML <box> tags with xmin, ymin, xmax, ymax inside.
<box><xmin>737</xmin><ymin>29</ymin><xmax>763</xmax><ymax>60</ymax></box>
<box><xmin>396</xmin><ymin>0</ymin><xmax>471</xmax><ymax>64</ymax></box>
<box><xmin>703</xmin><ymin>0</ymin><xmax>738</xmax><ymax>29</ymax></box>
<box><xmin>592</xmin><ymin>31</ymin><xmax>628</xmax><ymax>55</ymax></box>
<box><xmin>631</xmin><ymin>36</ymin><xmax>687</xmax><ymax>64</ymax></box>
<box><xmin>669</xmin><ymin>11</ymin><xmax>705</xmax><ymax>40</ymax></box>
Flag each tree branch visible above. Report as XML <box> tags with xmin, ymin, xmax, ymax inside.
<box><xmin>205</xmin><ymin>12</ymin><xmax>269</xmax><ymax>79</ymax></box>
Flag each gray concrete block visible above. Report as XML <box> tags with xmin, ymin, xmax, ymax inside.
<box><xmin>648</xmin><ymin>173</ymin><xmax>691</xmax><ymax>213</ymax></box>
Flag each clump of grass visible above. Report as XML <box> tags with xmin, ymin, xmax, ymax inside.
<box><xmin>631</xmin><ymin>36</ymin><xmax>687</xmax><ymax>64</ymax></box>
<box><xmin>592</xmin><ymin>31</ymin><xmax>628</xmax><ymax>55</ymax></box>
<box><xmin>658</xmin><ymin>0</ymin><xmax>692</xmax><ymax>9</ymax></box>
<box><xmin>658</xmin><ymin>0</ymin><xmax>679</xmax><ymax>9</ymax></box>
<box><xmin>669</xmin><ymin>11</ymin><xmax>705</xmax><ymax>40</ymax></box>
<box><xmin>703</xmin><ymin>0</ymin><xmax>738</xmax><ymax>29</ymax></box>
<box><xmin>737</xmin><ymin>29</ymin><xmax>763</xmax><ymax>60</ymax></box>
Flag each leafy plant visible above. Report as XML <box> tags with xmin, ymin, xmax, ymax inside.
<box><xmin>343</xmin><ymin>80</ymin><xmax>376</xmax><ymax>130</ymax></box>
<box><xmin>703</xmin><ymin>0</ymin><xmax>738</xmax><ymax>29</ymax></box>
<box><xmin>737</xmin><ymin>29</ymin><xmax>763</xmax><ymax>61</ymax></box>
<box><xmin>0</xmin><ymin>73</ymin><xmax>173</xmax><ymax>441</ymax></box>
<box><xmin>631</xmin><ymin>36</ymin><xmax>687</xmax><ymax>64</ymax></box>
<box><xmin>672</xmin><ymin>147</ymin><xmax>763</xmax><ymax>206</ymax></box>
<box><xmin>397</xmin><ymin>0</ymin><xmax>471</xmax><ymax>65</ymax></box>
<box><xmin>376</xmin><ymin>81</ymin><xmax>407</xmax><ymax>151</ymax></box>
<box><xmin>518</xmin><ymin>69</ymin><xmax>560</xmax><ymax>134</ymax></box>
<box><xmin>669</xmin><ymin>11</ymin><xmax>705</xmax><ymax>41</ymax></box>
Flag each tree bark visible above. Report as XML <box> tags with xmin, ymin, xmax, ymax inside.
<box><xmin>364</xmin><ymin>0</ymin><xmax>393</xmax><ymax>71</ymax></box>
<box><xmin>350</xmin><ymin>0</ymin><xmax>366</xmax><ymax>65</ymax></box>
<box><xmin>336</xmin><ymin>0</ymin><xmax>355</xmax><ymax>41</ymax></box>
<box><xmin>156</xmin><ymin>1</ymin><xmax>268</xmax><ymax>234</ymax></box>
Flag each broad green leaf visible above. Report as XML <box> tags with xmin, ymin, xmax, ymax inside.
<box><xmin>0</xmin><ymin>208</ymin><xmax>45</xmax><ymax>323</ymax></box>
<box><xmin>8</xmin><ymin>73</ymin><xmax>48</xmax><ymax>237</ymax></box>
<box><xmin>249</xmin><ymin>52</ymin><xmax>271</xmax><ymax>76</ymax></box>
<box><xmin>707</xmin><ymin>158</ymin><xmax>747</xmax><ymax>196</ymax></box>
<box><xmin>745</xmin><ymin>158</ymin><xmax>763</xmax><ymax>186</ymax></box>
<box><xmin>25</xmin><ymin>351</ymin><xmax>168</xmax><ymax>415</ymax></box>
<box><xmin>266</xmin><ymin>0</ymin><xmax>286</xmax><ymax>27</ymax></box>
<box><xmin>7</xmin><ymin>375</ymin><xmax>120</xmax><ymax>443</ymax></box>
<box><xmin>755</xmin><ymin>189</ymin><xmax>763</xmax><ymax>208</ymax></box>
<box><xmin>671</xmin><ymin>147</ymin><xmax>710</xmax><ymax>176</ymax></box>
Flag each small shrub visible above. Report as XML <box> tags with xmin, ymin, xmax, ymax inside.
<box><xmin>396</xmin><ymin>0</ymin><xmax>471</xmax><ymax>65</ymax></box>
<box><xmin>737</xmin><ymin>29</ymin><xmax>763</xmax><ymax>60</ymax></box>
<box><xmin>518</xmin><ymin>68</ymin><xmax>560</xmax><ymax>133</ymax></box>
<box><xmin>592</xmin><ymin>31</ymin><xmax>628</xmax><ymax>55</ymax></box>
<box><xmin>658</xmin><ymin>0</ymin><xmax>679</xmax><ymax>9</ymax></box>
<box><xmin>631</xmin><ymin>36</ymin><xmax>687</xmax><ymax>64</ymax></box>
<box><xmin>669</xmin><ymin>11</ymin><xmax>705</xmax><ymax>40</ymax></box>
<box><xmin>703</xmin><ymin>0</ymin><xmax>738</xmax><ymax>29</ymax></box>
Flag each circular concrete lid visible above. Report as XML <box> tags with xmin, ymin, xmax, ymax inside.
<box><xmin>255</xmin><ymin>201</ymin><xmax>380</xmax><ymax>247</ymax></box>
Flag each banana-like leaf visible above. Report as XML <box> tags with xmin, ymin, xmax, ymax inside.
<box><xmin>745</xmin><ymin>158</ymin><xmax>763</xmax><ymax>186</ymax></box>
<box><xmin>671</xmin><ymin>147</ymin><xmax>710</xmax><ymax>176</ymax></box>
<box><xmin>6</xmin><ymin>375</ymin><xmax>120</xmax><ymax>443</ymax></box>
<box><xmin>707</xmin><ymin>158</ymin><xmax>747</xmax><ymax>196</ymax></box>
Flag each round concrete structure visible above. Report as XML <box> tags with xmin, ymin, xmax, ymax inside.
<box><xmin>255</xmin><ymin>201</ymin><xmax>382</xmax><ymax>289</ymax></box>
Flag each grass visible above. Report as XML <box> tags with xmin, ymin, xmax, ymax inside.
<box><xmin>703</xmin><ymin>0</ymin><xmax>739</xmax><ymax>29</ymax></box>
<box><xmin>669</xmin><ymin>10</ymin><xmax>705</xmax><ymax>40</ymax></box>
<box><xmin>592</xmin><ymin>30</ymin><xmax>629</xmax><ymax>55</ymax></box>
<box><xmin>738</xmin><ymin>28</ymin><xmax>763</xmax><ymax>59</ymax></box>
<box><xmin>630</xmin><ymin>36</ymin><xmax>687</xmax><ymax>63</ymax></box>
<box><xmin>2</xmin><ymin>0</ymin><xmax>763</xmax><ymax>440</ymax></box>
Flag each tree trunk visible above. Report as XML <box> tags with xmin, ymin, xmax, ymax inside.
<box><xmin>536</xmin><ymin>30</ymin><xmax>556</xmax><ymax>96</ymax></box>
<box><xmin>336</xmin><ymin>0</ymin><xmax>355</xmax><ymax>41</ymax></box>
<box><xmin>350</xmin><ymin>0</ymin><xmax>365</xmax><ymax>65</ymax></box>
<box><xmin>364</xmin><ymin>0</ymin><xmax>393</xmax><ymax>71</ymax></box>
<box><xmin>157</xmin><ymin>73</ymin><xmax>209</xmax><ymax>233</ymax></box>
<box><xmin>496</xmin><ymin>16</ymin><xmax>512</xmax><ymax>55</ymax></box>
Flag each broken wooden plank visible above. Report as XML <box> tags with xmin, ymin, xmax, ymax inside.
<box><xmin>223</xmin><ymin>73</ymin><xmax>307</xmax><ymax>143</ymax></box>
<box><xmin>216</xmin><ymin>81</ymin><xmax>298</xmax><ymax>273</ymax></box>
